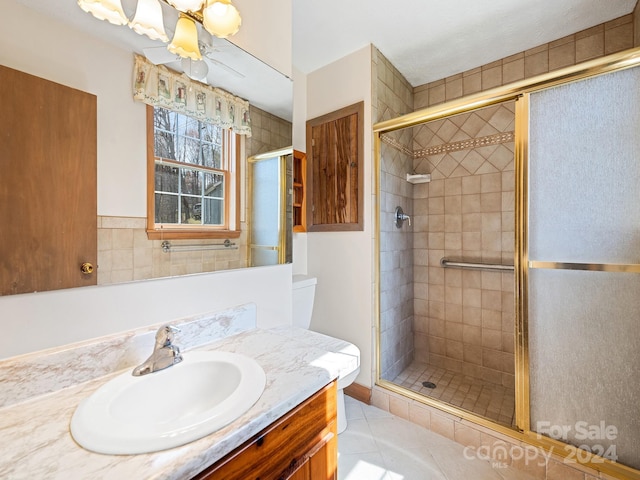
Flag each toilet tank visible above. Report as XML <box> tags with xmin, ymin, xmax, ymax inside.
<box><xmin>292</xmin><ymin>275</ymin><xmax>317</xmax><ymax>329</ymax></box>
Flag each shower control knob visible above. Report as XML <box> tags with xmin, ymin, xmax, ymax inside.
<box><xmin>394</xmin><ymin>206</ymin><xmax>411</xmax><ymax>228</ymax></box>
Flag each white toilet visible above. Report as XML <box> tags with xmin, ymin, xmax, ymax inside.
<box><xmin>292</xmin><ymin>275</ymin><xmax>360</xmax><ymax>434</ymax></box>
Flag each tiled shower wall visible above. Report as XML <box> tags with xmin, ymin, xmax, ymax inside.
<box><xmin>411</xmin><ymin>103</ymin><xmax>516</xmax><ymax>389</ymax></box>
<box><xmin>373</xmin><ymin>48</ymin><xmax>416</xmax><ymax>381</ymax></box>
<box><xmin>401</xmin><ymin>12</ymin><xmax>638</xmax><ymax>388</ymax></box>
<box><xmin>413</xmin><ymin>13</ymin><xmax>636</xmax><ymax>108</ymax></box>
<box><xmin>97</xmin><ymin>106</ymin><xmax>291</xmax><ymax>285</ymax></box>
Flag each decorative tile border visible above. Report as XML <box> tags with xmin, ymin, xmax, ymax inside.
<box><xmin>381</xmin><ymin>131</ymin><xmax>515</xmax><ymax>160</ymax></box>
<box><xmin>380</xmin><ymin>133</ymin><xmax>414</xmax><ymax>157</ymax></box>
<box><xmin>414</xmin><ymin>131</ymin><xmax>514</xmax><ymax>158</ymax></box>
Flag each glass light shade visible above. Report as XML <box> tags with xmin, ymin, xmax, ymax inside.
<box><xmin>202</xmin><ymin>0</ymin><xmax>241</xmax><ymax>38</ymax></box>
<box><xmin>77</xmin><ymin>0</ymin><xmax>128</xmax><ymax>25</ymax></box>
<box><xmin>167</xmin><ymin>0</ymin><xmax>205</xmax><ymax>12</ymax></box>
<box><xmin>181</xmin><ymin>58</ymin><xmax>209</xmax><ymax>82</ymax></box>
<box><xmin>130</xmin><ymin>0</ymin><xmax>169</xmax><ymax>42</ymax></box>
<box><xmin>168</xmin><ymin>15</ymin><xmax>202</xmax><ymax>60</ymax></box>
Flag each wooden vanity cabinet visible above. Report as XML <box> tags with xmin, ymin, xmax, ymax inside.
<box><xmin>193</xmin><ymin>381</ymin><xmax>337</xmax><ymax>480</ymax></box>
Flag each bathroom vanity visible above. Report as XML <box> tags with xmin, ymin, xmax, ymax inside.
<box><xmin>195</xmin><ymin>382</ymin><xmax>336</xmax><ymax>479</ymax></box>
<box><xmin>0</xmin><ymin>304</ymin><xmax>354</xmax><ymax>479</ymax></box>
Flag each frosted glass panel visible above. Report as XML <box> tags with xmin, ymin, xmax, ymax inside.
<box><xmin>529</xmin><ymin>269</ymin><xmax>640</xmax><ymax>469</ymax></box>
<box><xmin>529</xmin><ymin>66</ymin><xmax>640</xmax><ymax>264</ymax></box>
<box><xmin>250</xmin><ymin>248</ymin><xmax>278</xmax><ymax>267</ymax></box>
<box><xmin>250</xmin><ymin>158</ymin><xmax>281</xmax><ymax>246</ymax></box>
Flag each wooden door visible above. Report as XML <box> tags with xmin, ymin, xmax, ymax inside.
<box><xmin>0</xmin><ymin>65</ymin><xmax>97</xmax><ymax>295</ymax></box>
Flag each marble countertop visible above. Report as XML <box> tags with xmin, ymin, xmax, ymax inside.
<box><xmin>0</xmin><ymin>324</ymin><xmax>349</xmax><ymax>479</ymax></box>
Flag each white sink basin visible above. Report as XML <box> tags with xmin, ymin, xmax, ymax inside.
<box><xmin>70</xmin><ymin>350</ymin><xmax>266</xmax><ymax>454</ymax></box>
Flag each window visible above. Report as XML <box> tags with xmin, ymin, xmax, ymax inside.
<box><xmin>146</xmin><ymin>105</ymin><xmax>240</xmax><ymax>239</ymax></box>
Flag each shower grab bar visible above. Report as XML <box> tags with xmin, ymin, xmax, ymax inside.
<box><xmin>440</xmin><ymin>258</ymin><xmax>514</xmax><ymax>272</ymax></box>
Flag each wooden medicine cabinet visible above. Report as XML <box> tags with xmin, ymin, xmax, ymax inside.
<box><xmin>305</xmin><ymin>102</ymin><xmax>364</xmax><ymax>232</ymax></box>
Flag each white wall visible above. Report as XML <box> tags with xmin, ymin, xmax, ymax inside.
<box><xmin>292</xmin><ymin>66</ymin><xmax>308</xmax><ymax>275</ymax></box>
<box><xmin>231</xmin><ymin>0</ymin><xmax>292</xmax><ymax>78</ymax></box>
<box><xmin>0</xmin><ymin>1</ymin><xmax>292</xmax><ymax>359</ymax></box>
<box><xmin>0</xmin><ymin>265</ymin><xmax>292</xmax><ymax>359</ymax></box>
<box><xmin>305</xmin><ymin>46</ymin><xmax>374</xmax><ymax>387</ymax></box>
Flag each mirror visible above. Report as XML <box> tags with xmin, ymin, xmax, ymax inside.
<box><xmin>4</xmin><ymin>0</ymin><xmax>293</xmax><ymax>294</ymax></box>
<box><xmin>247</xmin><ymin>148</ymin><xmax>293</xmax><ymax>267</ymax></box>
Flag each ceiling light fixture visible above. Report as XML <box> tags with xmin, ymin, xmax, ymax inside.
<box><xmin>181</xmin><ymin>57</ymin><xmax>209</xmax><ymax>82</ymax></box>
<box><xmin>77</xmin><ymin>0</ymin><xmax>241</xmax><ymax>58</ymax></box>
<box><xmin>168</xmin><ymin>14</ymin><xmax>202</xmax><ymax>60</ymax></box>
<box><xmin>202</xmin><ymin>0</ymin><xmax>241</xmax><ymax>39</ymax></box>
<box><xmin>167</xmin><ymin>0</ymin><xmax>205</xmax><ymax>12</ymax></box>
<box><xmin>130</xmin><ymin>0</ymin><xmax>169</xmax><ymax>42</ymax></box>
<box><xmin>77</xmin><ymin>0</ymin><xmax>128</xmax><ymax>26</ymax></box>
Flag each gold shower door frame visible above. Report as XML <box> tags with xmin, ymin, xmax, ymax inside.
<box><xmin>373</xmin><ymin>47</ymin><xmax>640</xmax><ymax>479</ymax></box>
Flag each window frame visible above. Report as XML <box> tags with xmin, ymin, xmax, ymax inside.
<box><xmin>146</xmin><ymin>105</ymin><xmax>241</xmax><ymax>240</ymax></box>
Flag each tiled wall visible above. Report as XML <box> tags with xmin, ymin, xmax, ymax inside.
<box><xmin>96</xmin><ymin>216</ymin><xmax>249</xmax><ymax>285</ymax></box>
<box><xmin>403</xmin><ymin>13</ymin><xmax>637</xmax><ymax>387</ymax></box>
<box><xmin>246</xmin><ymin>106</ymin><xmax>293</xmax><ymax>156</ymax></box>
<box><xmin>97</xmin><ymin>106</ymin><xmax>292</xmax><ymax>285</ymax></box>
<box><xmin>411</xmin><ymin>103</ymin><xmax>516</xmax><ymax>389</ymax></box>
<box><xmin>414</xmin><ymin>14</ymin><xmax>635</xmax><ymax>109</ymax></box>
<box><xmin>373</xmin><ymin>47</ymin><xmax>416</xmax><ymax>381</ymax></box>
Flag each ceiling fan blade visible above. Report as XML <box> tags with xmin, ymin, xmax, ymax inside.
<box><xmin>143</xmin><ymin>46</ymin><xmax>180</xmax><ymax>65</ymax></box>
<box><xmin>202</xmin><ymin>56</ymin><xmax>245</xmax><ymax>78</ymax></box>
<box><xmin>199</xmin><ymin>42</ymin><xmax>245</xmax><ymax>78</ymax></box>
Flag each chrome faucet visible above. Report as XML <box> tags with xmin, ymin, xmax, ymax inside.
<box><xmin>132</xmin><ymin>325</ymin><xmax>183</xmax><ymax>376</ymax></box>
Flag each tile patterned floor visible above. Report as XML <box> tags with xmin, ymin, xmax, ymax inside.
<box><xmin>339</xmin><ymin>396</ymin><xmax>534</xmax><ymax>480</ymax></box>
<box><xmin>391</xmin><ymin>361</ymin><xmax>516</xmax><ymax>427</ymax></box>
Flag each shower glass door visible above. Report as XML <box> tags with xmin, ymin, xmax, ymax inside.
<box><xmin>247</xmin><ymin>149</ymin><xmax>293</xmax><ymax>266</ymax></box>
<box><xmin>527</xmin><ymin>65</ymin><xmax>640</xmax><ymax>470</ymax></box>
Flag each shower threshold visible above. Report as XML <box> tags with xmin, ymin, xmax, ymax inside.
<box><xmin>391</xmin><ymin>361</ymin><xmax>515</xmax><ymax>428</ymax></box>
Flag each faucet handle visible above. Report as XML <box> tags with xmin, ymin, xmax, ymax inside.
<box><xmin>156</xmin><ymin>324</ymin><xmax>180</xmax><ymax>346</ymax></box>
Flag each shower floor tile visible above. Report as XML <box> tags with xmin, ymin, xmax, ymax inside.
<box><xmin>392</xmin><ymin>361</ymin><xmax>516</xmax><ymax>427</ymax></box>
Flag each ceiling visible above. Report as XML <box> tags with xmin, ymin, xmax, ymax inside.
<box><xmin>11</xmin><ymin>0</ymin><xmax>639</xmax><ymax>118</ymax></box>
<box><xmin>293</xmin><ymin>0</ymin><xmax>637</xmax><ymax>86</ymax></box>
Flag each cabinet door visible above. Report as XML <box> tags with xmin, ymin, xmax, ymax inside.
<box><xmin>0</xmin><ymin>65</ymin><xmax>97</xmax><ymax>295</ymax></box>
<box><xmin>194</xmin><ymin>382</ymin><xmax>337</xmax><ymax>480</ymax></box>
<box><xmin>306</xmin><ymin>102</ymin><xmax>363</xmax><ymax>231</ymax></box>
<box><xmin>307</xmin><ymin>432</ymin><xmax>337</xmax><ymax>480</ymax></box>
<box><xmin>288</xmin><ymin>463</ymin><xmax>309</xmax><ymax>480</ymax></box>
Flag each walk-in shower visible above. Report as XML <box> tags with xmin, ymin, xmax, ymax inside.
<box><xmin>375</xmin><ymin>48</ymin><xmax>640</xmax><ymax>477</ymax></box>
<box><xmin>378</xmin><ymin>100</ymin><xmax>517</xmax><ymax>427</ymax></box>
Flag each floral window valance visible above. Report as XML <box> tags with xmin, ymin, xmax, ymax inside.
<box><xmin>133</xmin><ymin>54</ymin><xmax>251</xmax><ymax>137</ymax></box>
